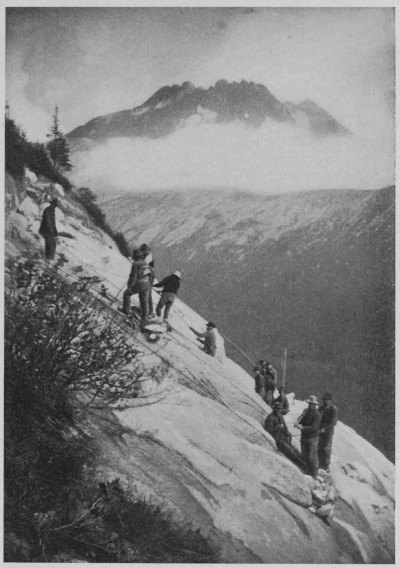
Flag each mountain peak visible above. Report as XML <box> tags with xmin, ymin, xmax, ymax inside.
<box><xmin>286</xmin><ymin>99</ymin><xmax>351</xmax><ymax>136</ymax></box>
<box><xmin>67</xmin><ymin>79</ymin><xmax>349</xmax><ymax>141</ymax></box>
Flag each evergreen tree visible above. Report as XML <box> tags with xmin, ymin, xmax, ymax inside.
<box><xmin>47</xmin><ymin>106</ymin><xmax>72</xmax><ymax>172</ymax></box>
<box><xmin>5</xmin><ymin>116</ymin><xmax>27</xmax><ymax>177</ymax></box>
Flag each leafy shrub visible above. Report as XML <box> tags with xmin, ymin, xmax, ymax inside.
<box><xmin>4</xmin><ymin>259</ymin><xmax>218</xmax><ymax>562</ymax></box>
<box><xmin>4</xmin><ymin>258</ymin><xmax>148</xmax><ymax>548</ymax></box>
<box><xmin>5</xmin><ymin>258</ymin><xmax>147</xmax><ymax>409</ymax></box>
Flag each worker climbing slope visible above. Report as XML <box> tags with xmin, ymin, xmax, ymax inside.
<box><xmin>153</xmin><ymin>270</ymin><xmax>182</xmax><ymax>328</ymax></box>
<box><xmin>190</xmin><ymin>322</ymin><xmax>218</xmax><ymax>357</ymax></box>
<box><xmin>120</xmin><ymin>248</ymin><xmax>153</xmax><ymax>326</ymax></box>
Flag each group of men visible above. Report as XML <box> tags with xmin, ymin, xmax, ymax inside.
<box><xmin>253</xmin><ymin>360</ymin><xmax>279</xmax><ymax>406</ymax></box>
<box><xmin>39</xmin><ymin>200</ymin><xmax>182</xmax><ymax>328</ymax></box>
<box><xmin>39</xmin><ymin>201</ymin><xmax>336</xmax><ymax>480</ymax></box>
<box><xmin>119</xmin><ymin>243</ymin><xmax>181</xmax><ymax>329</ymax></box>
<box><xmin>38</xmin><ymin>205</ymin><xmax>219</xmax><ymax>348</ymax></box>
<box><xmin>264</xmin><ymin>391</ymin><xmax>338</xmax><ymax>478</ymax></box>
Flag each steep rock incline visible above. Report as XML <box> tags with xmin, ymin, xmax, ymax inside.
<box><xmin>5</xmin><ymin>172</ymin><xmax>394</xmax><ymax>563</ymax></box>
<box><xmin>101</xmin><ymin>187</ymin><xmax>395</xmax><ymax>462</ymax></box>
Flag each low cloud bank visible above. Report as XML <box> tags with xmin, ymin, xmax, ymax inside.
<box><xmin>69</xmin><ymin>119</ymin><xmax>394</xmax><ymax>196</ymax></box>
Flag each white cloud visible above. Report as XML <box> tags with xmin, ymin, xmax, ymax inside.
<box><xmin>6</xmin><ymin>6</ymin><xmax>394</xmax><ymax>189</ymax></box>
<box><xmin>69</xmin><ymin>118</ymin><xmax>394</xmax><ymax>196</ymax></box>
<box><xmin>6</xmin><ymin>50</ymin><xmax>53</xmax><ymax>141</ymax></box>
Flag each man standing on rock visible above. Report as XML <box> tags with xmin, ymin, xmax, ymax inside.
<box><xmin>263</xmin><ymin>362</ymin><xmax>278</xmax><ymax>407</ymax></box>
<box><xmin>140</xmin><ymin>243</ymin><xmax>156</xmax><ymax>317</ymax></box>
<box><xmin>120</xmin><ymin>248</ymin><xmax>153</xmax><ymax>325</ymax></box>
<box><xmin>295</xmin><ymin>395</ymin><xmax>321</xmax><ymax>479</ymax></box>
<box><xmin>253</xmin><ymin>365</ymin><xmax>267</xmax><ymax>401</ymax></box>
<box><xmin>318</xmin><ymin>393</ymin><xmax>338</xmax><ymax>473</ymax></box>
<box><xmin>39</xmin><ymin>198</ymin><xmax>59</xmax><ymax>262</ymax></box>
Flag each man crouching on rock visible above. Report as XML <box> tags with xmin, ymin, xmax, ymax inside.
<box><xmin>190</xmin><ymin>322</ymin><xmax>217</xmax><ymax>357</ymax></box>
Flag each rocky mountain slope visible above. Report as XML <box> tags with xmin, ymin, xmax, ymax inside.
<box><xmin>4</xmin><ymin>170</ymin><xmax>395</xmax><ymax>563</ymax></box>
<box><xmin>67</xmin><ymin>80</ymin><xmax>349</xmax><ymax>145</ymax></box>
<box><xmin>101</xmin><ymin>187</ymin><xmax>395</xmax><ymax>462</ymax></box>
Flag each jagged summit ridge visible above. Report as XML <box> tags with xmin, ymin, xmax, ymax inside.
<box><xmin>67</xmin><ymin>79</ymin><xmax>349</xmax><ymax>142</ymax></box>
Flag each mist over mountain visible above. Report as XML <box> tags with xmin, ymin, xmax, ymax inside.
<box><xmin>67</xmin><ymin>80</ymin><xmax>349</xmax><ymax>142</ymax></box>
<box><xmin>102</xmin><ymin>186</ymin><xmax>395</xmax><ymax>462</ymax></box>
<box><xmin>66</xmin><ymin>79</ymin><xmax>392</xmax><ymax>195</ymax></box>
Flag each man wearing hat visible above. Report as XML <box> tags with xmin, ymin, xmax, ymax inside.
<box><xmin>39</xmin><ymin>197</ymin><xmax>59</xmax><ymax>261</ymax></box>
<box><xmin>295</xmin><ymin>395</ymin><xmax>321</xmax><ymax>478</ymax></box>
<box><xmin>189</xmin><ymin>322</ymin><xmax>217</xmax><ymax>357</ymax></box>
<box><xmin>264</xmin><ymin>403</ymin><xmax>307</xmax><ymax>471</ymax></box>
<box><xmin>318</xmin><ymin>393</ymin><xmax>338</xmax><ymax>473</ymax></box>
<box><xmin>153</xmin><ymin>270</ymin><xmax>181</xmax><ymax>324</ymax></box>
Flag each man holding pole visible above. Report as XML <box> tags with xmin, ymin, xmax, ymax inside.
<box><xmin>273</xmin><ymin>386</ymin><xmax>289</xmax><ymax>415</ymax></box>
<box><xmin>263</xmin><ymin>362</ymin><xmax>277</xmax><ymax>406</ymax></box>
<box><xmin>277</xmin><ymin>348</ymin><xmax>288</xmax><ymax>413</ymax></box>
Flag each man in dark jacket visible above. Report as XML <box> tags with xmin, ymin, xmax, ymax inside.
<box><xmin>273</xmin><ymin>386</ymin><xmax>289</xmax><ymax>415</ymax></box>
<box><xmin>120</xmin><ymin>249</ymin><xmax>153</xmax><ymax>323</ymax></box>
<box><xmin>263</xmin><ymin>362</ymin><xmax>278</xmax><ymax>407</ymax></box>
<box><xmin>153</xmin><ymin>270</ymin><xmax>181</xmax><ymax>322</ymax></box>
<box><xmin>295</xmin><ymin>395</ymin><xmax>321</xmax><ymax>478</ymax></box>
<box><xmin>140</xmin><ymin>243</ymin><xmax>155</xmax><ymax>316</ymax></box>
<box><xmin>318</xmin><ymin>393</ymin><xmax>338</xmax><ymax>472</ymax></box>
<box><xmin>189</xmin><ymin>322</ymin><xmax>217</xmax><ymax>357</ymax></box>
<box><xmin>253</xmin><ymin>366</ymin><xmax>267</xmax><ymax>401</ymax></box>
<box><xmin>264</xmin><ymin>403</ymin><xmax>307</xmax><ymax>471</ymax></box>
<box><xmin>39</xmin><ymin>198</ymin><xmax>58</xmax><ymax>261</ymax></box>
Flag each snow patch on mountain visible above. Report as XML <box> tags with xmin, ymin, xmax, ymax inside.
<box><xmin>131</xmin><ymin>106</ymin><xmax>150</xmax><ymax>116</ymax></box>
<box><xmin>182</xmin><ymin>106</ymin><xmax>218</xmax><ymax>128</ymax></box>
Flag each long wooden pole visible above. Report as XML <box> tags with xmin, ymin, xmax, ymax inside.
<box><xmin>282</xmin><ymin>348</ymin><xmax>287</xmax><ymax>392</ymax></box>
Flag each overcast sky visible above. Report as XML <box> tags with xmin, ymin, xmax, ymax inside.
<box><xmin>5</xmin><ymin>6</ymin><xmax>395</xmax><ymax>193</ymax></box>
